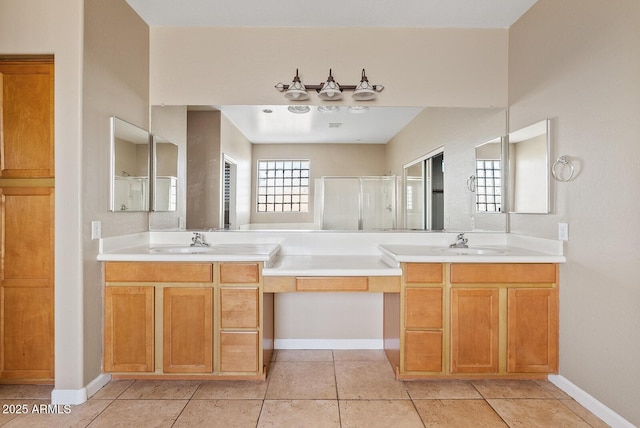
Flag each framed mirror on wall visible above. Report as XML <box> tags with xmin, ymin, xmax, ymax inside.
<box><xmin>110</xmin><ymin>116</ymin><xmax>150</xmax><ymax>212</ymax></box>
<box><xmin>508</xmin><ymin>119</ymin><xmax>550</xmax><ymax>214</ymax></box>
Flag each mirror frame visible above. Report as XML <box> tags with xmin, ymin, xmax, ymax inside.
<box><xmin>109</xmin><ymin>116</ymin><xmax>151</xmax><ymax>212</ymax></box>
<box><xmin>507</xmin><ymin>119</ymin><xmax>551</xmax><ymax>214</ymax></box>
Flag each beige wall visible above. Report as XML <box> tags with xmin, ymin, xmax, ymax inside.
<box><xmin>509</xmin><ymin>0</ymin><xmax>640</xmax><ymax>424</ymax></box>
<box><xmin>251</xmin><ymin>143</ymin><xmax>387</xmax><ymax>225</ymax></box>
<box><xmin>220</xmin><ymin>114</ymin><xmax>253</xmax><ymax>228</ymax></box>
<box><xmin>0</xmin><ymin>0</ymin><xmax>84</xmax><ymax>394</ymax></box>
<box><xmin>186</xmin><ymin>111</ymin><xmax>222</xmax><ymax>229</ymax></box>
<box><xmin>149</xmin><ymin>27</ymin><xmax>508</xmax><ymax>108</ymax></box>
<box><xmin>82</xmin><ymin>0</ymin><xmax>150</xmax><ymax>388</ymax></box>
<box><xmin>385</xmin><ymin>108</ymin><xmax>507</xmax><ymax>231</ymax></box>
<box><xmin>150</xmin><ymin>105</ymin><xmax>187</xmax><ymax>229</ymax></box>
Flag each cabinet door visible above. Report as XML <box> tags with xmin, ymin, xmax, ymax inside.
<box><xmin>451</xmin><ymin>288</ymin><xmax>499</xmax><ymax>373</ymax></box>
<box><xmin>104</xmin><ymin>286</ymin><xmax>154</xmax><ymax>372</ymax></box>
<box><xmin>163</xmin><ymin>288</ymin><xmax>213</xmax><ymax>373</ymax></box>
<box><xmin>220</xmin><ymin>332</ymin><xmax>259</xmax><ymax>373</ymax></box>
<box><xmin>508</xmin><ymin>288</ymin><xmax>558</xmax><ymax>373</ymax></box>
<box><xmin>0</xmin><ymin>187</ymin><xmax>54</xmax><ymax>380</ymax></box>
<box><xmin>0</xmin><ymin>61</ymin><xmax>54</xmax><ymax>178</ymax></box>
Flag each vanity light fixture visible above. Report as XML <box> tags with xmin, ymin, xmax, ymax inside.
<box><xmin>287</xmin><ymin>105</ymin><xmax>311</xmax><ymax>114</ymax></box>
<box><xmin>275</xmin><ymin>68</ymin><xmax>384</xmax><ymax>101</ymax></box>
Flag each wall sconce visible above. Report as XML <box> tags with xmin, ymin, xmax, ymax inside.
<box><xmin>275</xmin><ymin>69</ymin><xmax>384</xmax><ymax>101</ymax></box>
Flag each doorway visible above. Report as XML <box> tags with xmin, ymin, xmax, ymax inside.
<box><xmin>403</xmin><ymin>148</ymin><xmax>444</xmax><ymax>231</ymax></box>
<box><xmin>223</xmin><ymin>155</ymin><xmax>237</xmax><ymax>230</ymax></box>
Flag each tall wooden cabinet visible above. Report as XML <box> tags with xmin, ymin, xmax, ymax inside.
<box><xmin>0</xmin><ymin>59</ymin><xmax>55</xmax><ymax>382</ymax></box>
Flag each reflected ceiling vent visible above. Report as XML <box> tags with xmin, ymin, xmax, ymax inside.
<box><xmin>328</xmin><ymin>123</ymin><xmax>343</xmax><ymax>128</ymax></box>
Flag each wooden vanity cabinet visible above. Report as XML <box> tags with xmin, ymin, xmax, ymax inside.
<box><xmin>396</xmin><ymin>262</ymin><xmax>559</xmax><ymax>379</ymax></box>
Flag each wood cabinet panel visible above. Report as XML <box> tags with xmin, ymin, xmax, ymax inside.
<box><xmin>0</xmin><ymin>286</ymin><xmax>54</xmax><ymax>379</ymax></box>
<box><xmin>404</xmin><ymin>330</ymin><xmax>442</xmax><ymax>372</ymax></box>
<box><xmin>220</xmin><ymin>287</ymin><xmax>259</xmax><ymax>329</ymax></box>
<box><xmin>451</xmin><ymin>288</ymin><xmax>499</xmax><ymax>373</ymax></box>
<box><xmin>450</xmin><ymin>263</ymin><xmax>557</xmax><ymax>284</ymax></box>
<box><xmin>405</xmin><ymin>287</ymin><xmax>442</xmax><ymax>329</ymax></box>
<box><xmin>295</xmin><ymin>276</ymin><xmax>368</xmax><ymax>292</ymax></box>
<box><xmin>219</xmin><ymin>263</ymin><xmax>259</xmax><ymax>284</ymax></box>
<box><xmin>163</xmin><ymin>288</ymin><xmax>213</xmax><ymax>373</ymax></box>
<box><xmin>104</xmin><ymin>286</ymin><xmax>154</xmax><ymax>372</ymax></box>
<box><xmin>105</xmin><ymin>262</ymin><xmax>213</xmax><ymax>283</ymax></box>
<box><xmin>405</xmin><ymin>263</ymin><xmax>443</xmax><ymax>284</ymax></box>
<box><xmin>0</xmin><ymin>187</ymin><xmax>54</xmax><ymax>288</ymax></box>
<box><xmin>508</xmin><ymin>288</ymin><xmax>558</xmax><ymax>373</ymax></box>
<box><xmin>0</xmin><ymin>61</ymin><xmax>54</xmax><ymax>178</ymax></box>
<box><xmin>220</xmin><ymin>332</ymin><xmax>259</xmax><ymax>373</ymax></box>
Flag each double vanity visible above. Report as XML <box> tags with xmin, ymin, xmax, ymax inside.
<box><xmin>98</xmin><ymin>231</ymin><xmax>564</xmax><ymax>381</ymax></box>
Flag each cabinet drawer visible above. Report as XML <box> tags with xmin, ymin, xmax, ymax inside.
<box><xmin>405</xmin><ymin>287</ymin><xmax>443</xmax><ymax>329</ymax></box>
<box><xmin>404</xmin><ymin>263</ymin><xmax>443</xmax><ymax>284</ymax></box>
<box><xmin>105</xmin><ymin>262</ymin><xmax>213</xmax><ymax>283</ymax></box>
<box><xmin>220</xmin><ymin>332</ymin><xmax>259</xmax><ymax>373</ymax></box>
<box><xmin>296</xmin><ymin>277</ymin><xmax>368</xmax><ymax>292</ymax></box>
<box><xmin>404</xmin><ymin>330</ymin><xmax>442</xmax><ymax>372</ymax></box>
<box><xmin>450</xmin><ymin>263</ymin><xmax>557</xmax><ymax>284</ymax></box>
<box><xmin>220</xmin><ymin>287</ymin><xmax>259</xmax><ymax>329</ymax></box>
<box><xmin>219</xmin><ymin>263</ymin><xmax>260</xmax><ymax>284</ymax></box>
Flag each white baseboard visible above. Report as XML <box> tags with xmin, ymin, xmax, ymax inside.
<box><xmin>274</xmin><ymin>339</ymin><xmax>383</xmax><ymax>350</ymax></box>
<box><xmin>51</xmin><ymin>373</ymin><xmax>112</xmax><ymax>405</ymax></box>
<box><xmin>548</xmin><ymin>375</ymin><xmax>636</xmax><ymax>428</ymax></box>
<box><xmin>86</xmin><ymin>373</ymin><xmax>111</xmax><ymax>398</ymax></box>
<box><xmin>51</xmin><ymin>387</ymin><xmax>87</xmax><ymax>405</ymax></box>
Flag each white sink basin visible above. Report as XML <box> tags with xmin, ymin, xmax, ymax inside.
<box><xmin>441</xmin><ymin>247</ymin><xmax>507</xmax><ymax>255</ymax></box>
<box><xmin>150</xmin><ymin>246</ymin><xmax>212</xmax><ymax>254</ymax></box>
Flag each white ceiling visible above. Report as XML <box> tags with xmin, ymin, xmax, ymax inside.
<box><xmin>128</xmin><ymin>0</ymin><xmax>536</xmax><ymax>143</ymax></box>
<box><xmin>218</xmin><ymin>105</ymin><xmax>423</xmax><ymax>144</ymax></box>
<box><xmin>125</xmin><ymin>0</ymin><xmax>537</xmax><ymax>29</ymax></box>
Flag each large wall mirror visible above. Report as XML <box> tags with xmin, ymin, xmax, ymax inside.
<box><xmin>508</xmin><ymin>119</ymin><xmax>550</xmax><ymax>214</ymax></box>
<box><xmin>110</xmin><ymin>116</ymin><xmax>150</xmax><ymax>212</ymax></box>
<box><xmin>152</xmin><ymin>135</ymin><xmax>178</xmax><ymax>212</ymax></box>
<box><xmin>153</xmin><ymin>105</ymin><xmax>507</xmax><ymax>232</ymax></box>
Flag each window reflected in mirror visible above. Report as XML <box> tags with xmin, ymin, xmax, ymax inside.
<box><xmin>474</xmin><ymin>137</ymin><xmax>503</xmax><ymax>213</ymax></box>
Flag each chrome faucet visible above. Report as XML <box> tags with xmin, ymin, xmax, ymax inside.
<box><xmin>190</xmin><ymin>232</ymin><xmax>210</xmax><ymax>247</ymax></box>
<box><xmin>449</xmin><ymin>233</ymin><xmax>469</xmax><ymax>248</ymax></box>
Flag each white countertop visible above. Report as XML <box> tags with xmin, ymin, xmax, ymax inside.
<box><xmin>97</xmin><ymin>231</ymin><xmax>565</xmax><ymax>276</ymax></box>
<box><xmin>97</xmin><ymin>243</ymin><xmax>281</xmax><ymax>264</ymax></box>
<box><xmin>263</xmin><ymin>255</ymin><xmax>402</xmax><ymax>277</ymax></box>
<box><xmin>378</xmin><ymin>244</ymin><xmax>566</xmax><ymax>266</ymax></box>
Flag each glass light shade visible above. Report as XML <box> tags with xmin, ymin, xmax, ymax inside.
<box><xmin>285</xmin><ymin>79</ymin><xmax>309</xmax><ymax>101</ymax></box>
<box><xmin>318</xmin><ymin>80</ymin><xmax>343</xmax><ymax>100</ymax></box>
<box><xmin>352</xmin><ymin>80</ymin><xmax>376</xmax><ymax>101</ymax></box>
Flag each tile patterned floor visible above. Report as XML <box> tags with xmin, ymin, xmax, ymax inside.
<box><xmin>0</xmin><ymin>350</ymin><xmax>609</xmax><ymax>427</ymax></box>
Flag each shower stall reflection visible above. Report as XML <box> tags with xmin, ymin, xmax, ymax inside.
<box><xmin>318</xmin><ymin>176</ymin><xmax>396</xmax><ymax>230</ymax></box>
